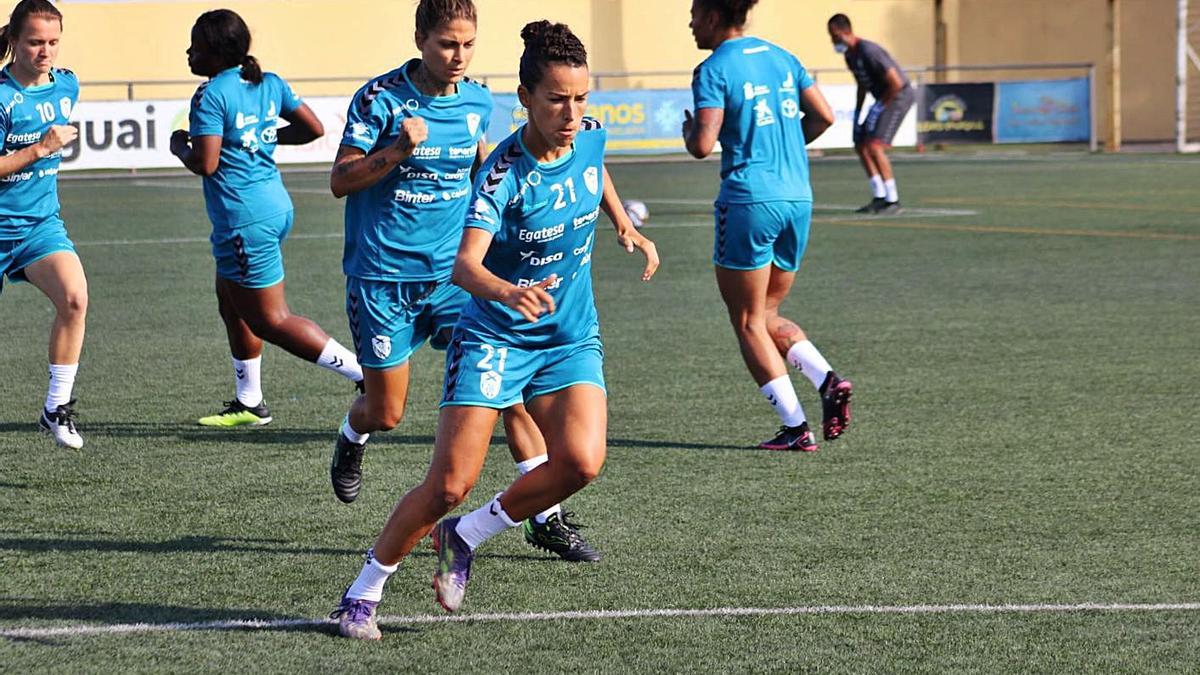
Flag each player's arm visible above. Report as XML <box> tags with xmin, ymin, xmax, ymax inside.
<box><xmin>0</xmin><ymin>125</ymin><xmax>77</xmax><ymax>178</ymax></box>
<box><xmin>683</xmin><ymin>107</ymin><xmax>722</xmax><ymax>159</ymax></box>
<box><xmin>330</xmin><ymin>116</ymin><xmax>427</xmax><ymax>199</ymax></box>
<box><xmin>452</xmin><ymin>227</ymin><xmax>557</xmax><ymax>323</ymax></box>
<box><xmin>276</xmin><ymin>103</ymin><xmax>323</xmax><ymax>145</ymax></box>
<box><xmin>881</xmin><ymin>67</ymin><xmax>905</xmax><ymax>105</ymax></box>
<box><xmin>170</xmin><ymin>132</ymin><xmax>221</xmax><ymax>177</ymax></box>
<box><xmin>599</xmin><ymin>165</ymin><xmax>658</xmax><ymax>281</ymax></box>
<box><xmin>800</xmin><ymin>85</ymin><xmax>836</xmax><ymax>143</ymax></box>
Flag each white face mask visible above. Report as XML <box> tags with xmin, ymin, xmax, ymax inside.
<box><xmin>834</xmin><ymin>42</ymin><xmax>849</xmax><ymax>54</ymax></box>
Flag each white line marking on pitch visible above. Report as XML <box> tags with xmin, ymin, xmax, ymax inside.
<box><xmin>2</xmin><ymin>602</ymin><xmax>1197</xmax><ymax>640</ymax></box>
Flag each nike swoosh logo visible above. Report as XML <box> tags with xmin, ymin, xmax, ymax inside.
<box><xmin>489</xmin><ymin>502</ymin><xmax>499</xmax><ymax>516</ymax></box>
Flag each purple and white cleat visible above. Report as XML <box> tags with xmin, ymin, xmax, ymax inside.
<box><xmin>330</xmin><ymin>591</ymin><xmax>381</xmax><ymax>640</ymax></box>
<box><xmin>431</xmin><ymin>517</ymin><xmax>474</xmax><ymax>613</ymax></box>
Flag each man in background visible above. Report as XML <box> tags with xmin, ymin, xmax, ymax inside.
<box><xmin>828</xmin><ymin>13</ymin><xmax>915</xmax><ymax>214</ymax></box>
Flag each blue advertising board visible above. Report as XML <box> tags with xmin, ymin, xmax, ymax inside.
<box><xmin>487</xmin><ymin>89</ymin><xmax>694</xmax><ymax>154</ymax></box>
<box><xmin>995</xmin><ymin>78</ymin><xmax>1091</xmax><ymax>144</ymax></box>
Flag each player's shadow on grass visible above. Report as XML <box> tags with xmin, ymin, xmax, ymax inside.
<box><xmin>0</xmin><ymin>598</ymin><xmax>416</xmax><ymax>644</ymax></box>
<box><xmin>0</xmin><ymin>534</ymin><xmax>549</xmax><ymax>564</ymax></box>
<box><xmin>0</xmin><ymin>534</ymin><xmax>359</xmax><ymax>557</ymax></box>
<box><xmin>33</xmin><ymin>421</ymin><xmax>752</xmax><ymax>451</ymax></box>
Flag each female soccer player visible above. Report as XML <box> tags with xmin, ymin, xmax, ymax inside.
<box><xmin>328</xmin><ymin>0</ymin><xmax>600</xmax><ymax>564</ymax></box>
<box><xmin>684</xmin><ymin>0</ymin><xmax>852</xmax><ymax>451</ymax></box>
<box><xmin>0</xmin><ymin>0</ymin><xmax>85</xmax><ymax>448</ymax></box>
<box><xmin>171</xmin><ymin>9</ymin><xmax>363</xmax><ymax>427</ymax></box>
<box><xmin>330</xmin><ymin>19</ymin><xmax>658</xmax><ymax>639</ymax></box>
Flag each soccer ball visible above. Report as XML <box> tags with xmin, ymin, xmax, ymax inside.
<box><xmin>622</xmin><ymin>199</ymin><xmax>649</xmax><ymax>228</ymax></box>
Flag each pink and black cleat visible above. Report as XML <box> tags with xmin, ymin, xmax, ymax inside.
<box><xmin>758</xmin><ymin>422</ymin><xmax>819</xmax><ymax>452</ymax></box>
<box><xmin>819</xmin><ymin>373</ymin><xmax>853</xmax><ymax>441</ymax></box>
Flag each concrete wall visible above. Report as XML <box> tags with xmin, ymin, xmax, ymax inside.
<box><xmin>49</xmin><ymin>0</ymin><xmax>1171</xmax><ymax>141</ymax></box>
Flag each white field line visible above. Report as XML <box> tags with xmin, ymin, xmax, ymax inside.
<box><xmin>1</xmin><ymin>602</ymin><xmax>1198</xmax><ymax>640</ymax></box>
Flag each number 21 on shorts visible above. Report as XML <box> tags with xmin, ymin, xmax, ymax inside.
<box><xmin>477</xmin><ymin>344</ymin><xmax>507</xmax><ymax>400</ymax></box>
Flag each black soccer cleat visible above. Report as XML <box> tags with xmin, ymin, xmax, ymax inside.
<box><xmin>757</xmin><ymin>422</ymin><xmax>819</xmax><ymax>452</ymax></box>
<box><xmin>855</xmin><ymin>197</ymin><xmax>888</xmax><ymax>214</ymax></box>
<box><xmin>876</xmin><ymin>201</ymin><xmax>903</xmax><ymax>215</ymax></box>
<box><xmin>331</xmin><ymin>432</ymin><xmax>366</xmax><ymax>503</ymax></box>
<box><xmin>819</xmin><ymin>372</ymin><xmax>854</xmax><ymax>441</ymax></box>
<box><xmin>523</xmin><ymin>512</ymin><xmax>601</xmax><ymax>562</ymax></box>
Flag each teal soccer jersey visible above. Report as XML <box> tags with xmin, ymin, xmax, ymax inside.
<box><xmin>188</xmin><ymin>67</ymin><xmax>300</xmax><ymax>231</ymax></box>
<box><xmin>458</xmin><ymin>120</ymin><xmax>607</xmax><ymax>348</ymax></box>
<box><xmin>341</xmin><ymin>61</ymin><xmax>493</xmax><ymax>282</ymax></box>
<box><xmin>692</xmin><ymin>36</ymin><xmax>815</xmax><ymax>204</ymax></box>
<box><xmin>0</xmin><ymin>66</ymin><xmax>78</xmax><ymax>240</ymax></box>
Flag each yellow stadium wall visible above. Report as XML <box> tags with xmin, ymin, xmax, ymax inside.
<box><xmin>50</xmin><ymin>0</ymin><xmax>1168</xmax><ymax>142</ymax></box>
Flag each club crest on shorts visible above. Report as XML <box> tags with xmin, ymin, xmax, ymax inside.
<box><xmin>372</xmin><ymin>335</ymin><xmax>392</xmax><ymax>360</ymax></box>
<box><xmin>480</xmin><ymin>370</ymin><xmax>502</xmax><ymax>400</ymax></box>
<box><xmin>583</xmin><ymin>166</ymin><xmax>599</xmax><ymax>195</ymax></box>
<box><xmin>466</xmin><ymin>113</ymin><xmax>481</xmax><ymax>137</ymax></box>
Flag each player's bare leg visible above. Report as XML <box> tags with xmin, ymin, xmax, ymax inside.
<box><xmin>502</xmin><ymin>404</ymin><xmax>600</xmax><ymax>562</ymax></box>
<box><xmin>334</xmin><ymin>405</ymin><xmax>497</xmax><ymax>633</ymax></box>
<box><xmin>26</xmin><ymin>252</ymin><xmax>87</xmax><ymax>448</ymax></box>
<box><xmin>332</xmin><ymin>363</ymin><xmax>412</xmax><ymax>503</ymax></box>
<box><xmin>434</xmin><ymin>385</ymin><xmax>606</xmax><ymax>611</ymax></box>
<box><xmin>715</xmin><ymin>265</ymin><xmax>815</xmax><ymax>450</ymax></box>
<box><xmin>763</xmin><ymin>265</ymin><xmax>853</xmax><ymax>442</ymax></box>
<box><xmin>866</xmin><ymin>140</ymin><xmax>902</xmax><ymax>214</ymax></box>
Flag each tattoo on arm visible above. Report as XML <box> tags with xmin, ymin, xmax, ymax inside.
<box><xmin>368</xmin><ymin>155</ymin><xmax>389</xmax><ymax>172</ymax></box>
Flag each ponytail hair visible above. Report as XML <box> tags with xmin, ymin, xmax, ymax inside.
<box><xmin>192</xmin><ymin>9</ymin><xmax>263</xmax><ymax>84</ymax></box>
<box><xmin>518</xmin><ymin>20</ymin><xmax>587</xmax><ymax>92</ymax></box>
<box><xmin>694</xmin><ymin>0</ymin><xmax>759</xmax><ymax>29</ymax></box>
<box><xmin>0</xmin><ymin>0</ymin><xmax>63</xmax><ymax>63</ymax></box>
<box><xmin>240</xmin><ymin>54</ymin><xmax>262</xmax><ymax>84</ymax></box>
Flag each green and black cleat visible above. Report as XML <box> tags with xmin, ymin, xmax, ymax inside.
<box><xmin>523</xmin><ymin>512</ymin><xmax>601</xmax><ymax>562</ymax></box>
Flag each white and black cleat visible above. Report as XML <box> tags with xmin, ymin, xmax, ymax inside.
<box><xmin>40</xmin><ymin>399</ymin><xmax>84</xmax><ymax>449</ymax></box>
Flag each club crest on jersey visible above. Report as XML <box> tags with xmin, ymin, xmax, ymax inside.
<box><xmin>583</xmin><ymin>166</ymin><xmax>599</xmax><ymax>195</ymax></box>
<box><xmin>466</xmin><ymin>113</ymin><xmax>481</xmax><ymax>137</ymax></box>
<box><xmin>480</xmin><ymin>371</ymin><xmax>502</xmax><ymax>400</ymax></box>
<box><xmin>372</xmin><ymin>335</ymin><xmax>392</xmax><ymax>360</ymax></box>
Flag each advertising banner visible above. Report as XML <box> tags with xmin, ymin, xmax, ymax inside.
<box><xmin>59</xmin><ymin>84</ymin><xmax>922</xmax><ymax>172</ymax></box>
<box><xmin>488</xmin><ymin>90</ymin><xmax>692</xmax><ymax>154</ymax></box>
<box><xmin>917</xmin><ymin>83</ymin><xmax>995</xmax><ymax>144</ymax></box>
<box><xmin>994</xmin><ymin>78</ymin><xmax>1090</xmax><ymax>144</ymax></box>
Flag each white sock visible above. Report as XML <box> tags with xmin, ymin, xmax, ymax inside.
<box><xmin>884</xmin><ymin>178</ymin><xmax>899</xmax><ymax>203</ymax></box>
<box><xmin>318</xmin><ymin>338</ymin><xmax>363</xmax><ymax>383</ymax></box>
<box><xmin>759</xmin><ymin>375</ymin><xmax>807</xmax><ymax>427</ymax></box>
<box><xmin>786</xmin><ymin>340</ymin><xmax>834</xmax><ymax>391</ymax></box>
<box><xmin>869</xmin><ymin>174</ymin><xmax>886</xmax><ymax>199</ymax></box>
<box><xmin>341</xmin><ymin>416</ymin><xmax>369</xmax><ymax>445</ymax></box>
<box><xmin>232</xmin><ymin>356</ymin><xmax>263</xmax><ymax>407</ymax></box>
<box><xmin>346</xmin><ymin>549</ymin><xmax>398</xmax><ymax>602</ymax></box>
<box><xmin>45</xmin><ymin>363</ymin><xmax>78</xmax><ymax>412</ymax></box>
<box><xmin>515</xmin><ymin>454</ymin><xmax>562</xmax><ymax>524</ymax></box>
<box><xmin>455</xmin><ymin>494</ymin><xmax>519</xmax><ymax>551</ymax></box>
